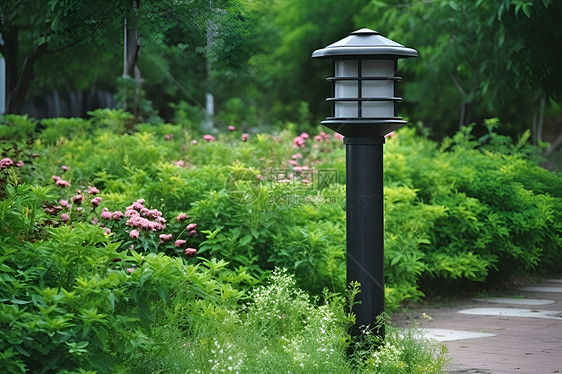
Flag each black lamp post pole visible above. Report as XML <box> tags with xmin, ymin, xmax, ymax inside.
<box><xmin>345</xmin><ymin>137</ymin><xmax>385</xmax><ymax>338</ymax></box>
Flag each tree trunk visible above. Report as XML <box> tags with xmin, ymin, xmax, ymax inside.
<box><xmin>123</xmin><ymin>1</ymin><xmax>142</xmax><ymax>117</ymax></box>
<box><xmin>5</xmin><ymin>43</ymin><xmax>47</xmax><ymax>114</ymax></box>
<box><xmin>532</xmin><ymin>95</ymin><xmax>545</xmax><ymax>145</ymax></box>
<box><xmin>204</xmin><ymin>1</ymin><xmax>215</xmax><ymax>131</ymax></box>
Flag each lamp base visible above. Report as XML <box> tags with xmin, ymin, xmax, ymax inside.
<box><xmin>321</xmin><ymin>118</ymin><xmax>406</xmax><ymax>137</ymax></box>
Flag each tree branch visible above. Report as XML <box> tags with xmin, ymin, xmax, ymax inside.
<box><xmin>48</xmin><ymin>36</ymin><xmax>88</xmax><ymax>54</ymax></box>
<box><xmin>450</xmin><ymin>72</ymin><xmax>467</xmax><ymax>97</ymax></box>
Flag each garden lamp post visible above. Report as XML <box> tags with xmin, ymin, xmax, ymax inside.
<box><xmin>312</xmin><ymin>28</ymin><xmax>417</xmax><ymax>338</ymax></box>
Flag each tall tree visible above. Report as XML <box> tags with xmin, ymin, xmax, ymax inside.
<box><xmin>0</xmin><ymin>1</ymin><xmax>126</xmax><ymax>114</ymax></box>
<box><xmin>354</xmin><ymin>0</ymin><xmax>562</xmax><ymax>137</ymax></box>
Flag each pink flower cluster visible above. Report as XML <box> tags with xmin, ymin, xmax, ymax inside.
<box><xmin>184</xmin><ymin>247</ymin><xmax>197</xmax><ymax>257</ymax></box>
<box><xmin>45</xmin><ymin>182</ymin><xmax>102</xmax><ymax>224</ymax></box>
<box><xmin>176</xmin><ymin>213</ymin><xmax>189</xmax><ymax>221</ymax></box>
<box><xmin>1</xmin><ymin>158</ymin><xmax>14</xmax><ymax>169</ymax></box>
<box><xmin>1</xmin><ymin>158</ymin><xmax>24</xmax><ymax>168</ymax></box>
<box><xmin>203</xmin><ymin>134</ymin><xmax>216</xmax><ymax>142</ymax></box>
<box><xmin>293</xmin><ymin>132</ymin><xmax>309</xmax><ymax>148</ymax></box>
<box><xmin>159</xmin><ymin>233</ymin><xmax>173</xmax><ymax>243</ymax></box>
<box><xmin>52</xmin><ymin>176</ymin><xmax>71</xmax><ymax>187</ymax></box>
<box><xmin>314</xmin><ymin>131</ymin><xmax>331</xmax><ymax>142</ymax></box>
<box><xmin>101</xmin><ymin>208</ymin><xmax>123</xmax><ymax>220</ymax></box>
<box><xmin>123</xmin><ymin>199</ymin><xmax>166</xmax><ymax>232</ymax></box>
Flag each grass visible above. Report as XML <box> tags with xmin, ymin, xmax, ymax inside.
<box><xmin>128</xmin><ymin>270</ymin><xmax>448</xmax><ymax>373</ymax></box>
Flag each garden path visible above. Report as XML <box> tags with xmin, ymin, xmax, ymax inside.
<box><xmin>393</xmin><ymin>278</ymin><xmax>562</xmax><ymax>373</ymax></box>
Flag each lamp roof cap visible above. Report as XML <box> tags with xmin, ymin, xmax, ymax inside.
<box><xmin>312</xmin><ymin>28</ymin><xmax>418</xmax><ymax>59</ymax></box>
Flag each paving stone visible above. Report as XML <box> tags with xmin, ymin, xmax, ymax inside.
<box><xmin>420</xmin><ymin>328</ymin><xmax>496</xmax><ymax>341</ymax></box>
<box><xmin>458</xmin><ymin>307</ymin><xmax>562</xmax><ymax>320</ymax></box>
<box><xmin>518</xmin><ymin>286</ymin><xmax>562</xmax><ymax>293</ymax></box>
<box><xmin>474</xmin><ymin>297</ymin><xmax>555</xmax><ymax>306</ymax></box>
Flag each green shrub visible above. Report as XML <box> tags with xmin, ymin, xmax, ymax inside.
<box><xmin>6</xmin><ymin>111</ymin><xmax>562</xmax><ymax>308</ymax></box>
<box><xmin>0</xmin><ymin>115</ymin><xmax>37</xmax><ymax>141</ymax></box>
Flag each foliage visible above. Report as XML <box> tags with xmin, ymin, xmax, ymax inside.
<box><xmin>354</xmin><ymin>0</ymin><xmax>562</xmax><ymax>135</ymax></box>
<box><xmin>0</xmin><ymin>178</ymin><xmax>255</xmax><ymax>373</ymax></box>
<box><xmin>11</xmin><ymin>111</ymin><xmax>560</xmax><ymax>306</ymax></box>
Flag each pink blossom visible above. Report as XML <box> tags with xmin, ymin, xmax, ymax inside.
<box><xmin>52</xmin><ymin>175</ymin><xmax>60</xmax><ymax>182</ymax></box>
<box><xmin>87</xmin><ymin>186</ymin><xmax>100</xmax><ymax>195</ymax></box>
<box><xmin>59</xmin><ymin>199</ymin><xmax>71</xmax><ymax>209</ymax></box>
<box><xmin>300</xmin><ymin>132</ymin><xmax>310</xmax><ymax>139</ymax></box>
<box><xmin>126</xmin><ymin>215</ymin><xmax>165</xmax><ymax>231</ymax></box>
<box><xmin>294</xmin><ymin>166</ymin><xmax>303</xmax><ymax>173</ymax></box>
<box><xmin>130</xmin><ymin>229</ymin><xmax>140</xmax><ymax>239</ymax></box>
<box><xmin>228</xmin><ymin>126</ymin><xmax>236</xmax><ymax>132</ymax></box>
<box><xmin>159</xmin><ymin>233</ymin><xmax>173</xmax><ymax>242</ymax></box>
<box><xmin>184</xmin><ymin>247</ymin><xmax>197</xmax><ymax>257</ymax></box>
<box><xmin>176</xmin><ymin>213</ymin><xmax>189</xmax><ymax>221</ymax></box>
<box><xmin>0</xmin><ymin>158</ymin><xmax>14</xmax><ymax>169</ymax></box>
<box><xmin>72</xmin><ymin>194</ymin><xmax>83</xmax><ymax>204</ymax></box>
<box><xmin>105</xmin><ymin>228</ymin><xmax>112</xmax><ymax>235</ymax></box>
<box><xmin>143</xmin><ymin>208</ymin><xmax>162</xmax><ymax>219</ymax></box>
<box><xmin>334</xmin><ymin>133</ymin><xmax>345</xmax><ymax>140</ymax></box>
<box><xmin>175</xmin><ymin>160</ymin><xmax>185</xmax><ymax>167</ymax></box>
<box><xmin>188</xmin><ymin>230</ymin><xmax>197</xmax><ymax>236</ymax></box>
<box><xmin>241</xmin><ymin>133</ymin><xmax>249</xmax><ymax>142</ymax></box>
<box><xmin>293</xmin><ymin>136</ymin><xmax>306</xmax><ymax>147</ymax></box>
<box><xmin>291</xmin><ymin>153</ymin><xmax>303</xmax><ymax>159</ymax></box>
<box><xmin>100</xmin><ymin>208</ymin><xmax>113</xmax><ymax>220</ymax></box>
<box><xmin>16</xmin><ymin>161</ymin><xmax>24</xmax><ymax>167</ymax></box>
<box><xmin>91</xmin><ymin>217</ymin><xmax>99</xmax><ymax>225</ymax></box>
<box><xmin>61</xmin><ymin>165</ymin><xmax>70</xmax><ymax>172</ymax></box>
<box><xmin>44</xmin><ymin>205</ymin><xmax>62</xmax><ymax>215</ymax></box>
<box><xmin>385</xmin><ymin>131</ymin><xmax>396</xmax><ymax>138</ymax></box>
<box><xmin>61</xmin><ymin>213</ymin><xmax>70</xmax><ymax>222</ymax></box>
<box><xmin>126</xmin><ymin>267</ymin><xmax>135</xmax><ymax>274</ymax></box>
<box><xmin>174</xmin><ymin>239</ymin><xmax>187</xmax><ymax>248</ymax></box>
<box><xmin>55</xmin><ymin>179</ymin><xmax>70</xmax><ymax>187</ymax></box>
<box><xmin>91</xmin><ymin>197</ymin><xmax>102</xmax><ymax>207</ymax></box>
<box><xmin>288</xmin><ymin>160</ymin><xmax>299</xmax><ymax>167</ymax></box>
<box><xmin>127</xmin><ymin>200</ymin><xmax>145</xmax><ymax>211</ymax></box>
<box><xmin>164</xmin><ymin>134</ymin><xmax>173</xmax><ymax>140</ymax></box>
<box><xmin>186</xmin><ymin>223</ymin><xmax>197</xmax><ymax>231</ymax></box>
<box><xmin>257</xmin><ymin>174</ymin><xmax>264</xmax><ymax>181</ymax></box>
<box><xmin>125</xmin><ymin>209</ymin><xmax>139</xmax><ymax>218</ymax></box>
<box><xmin>192</xmin><ymin>139</ymin><xmax>198</xmax><ymax>145</ymax></box>
<box><xmin>112</xmin><ymin>211</ymin><xmax>124</xmax><ymax>220</ymax></box>
<box><xmin>77</xmin><ymin>207</ymin><xmax>83</xmax><ymax>212</ymax></box>
<box><xmin>203</xmin><ymin>134</ymin><xmax>216</xmax><ymax>142</ymax></box>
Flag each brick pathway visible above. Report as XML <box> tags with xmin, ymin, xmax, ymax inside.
<box><xmin>393</xmin><ymin>279</ymin><xmax>562</xmax><ymax>374</ymax></box>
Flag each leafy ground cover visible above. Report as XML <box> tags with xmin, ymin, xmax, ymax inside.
<box><xmin>1</xmin><ymin>110</ymin><xmax>560</xmax><ymax>372</ymax></box>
